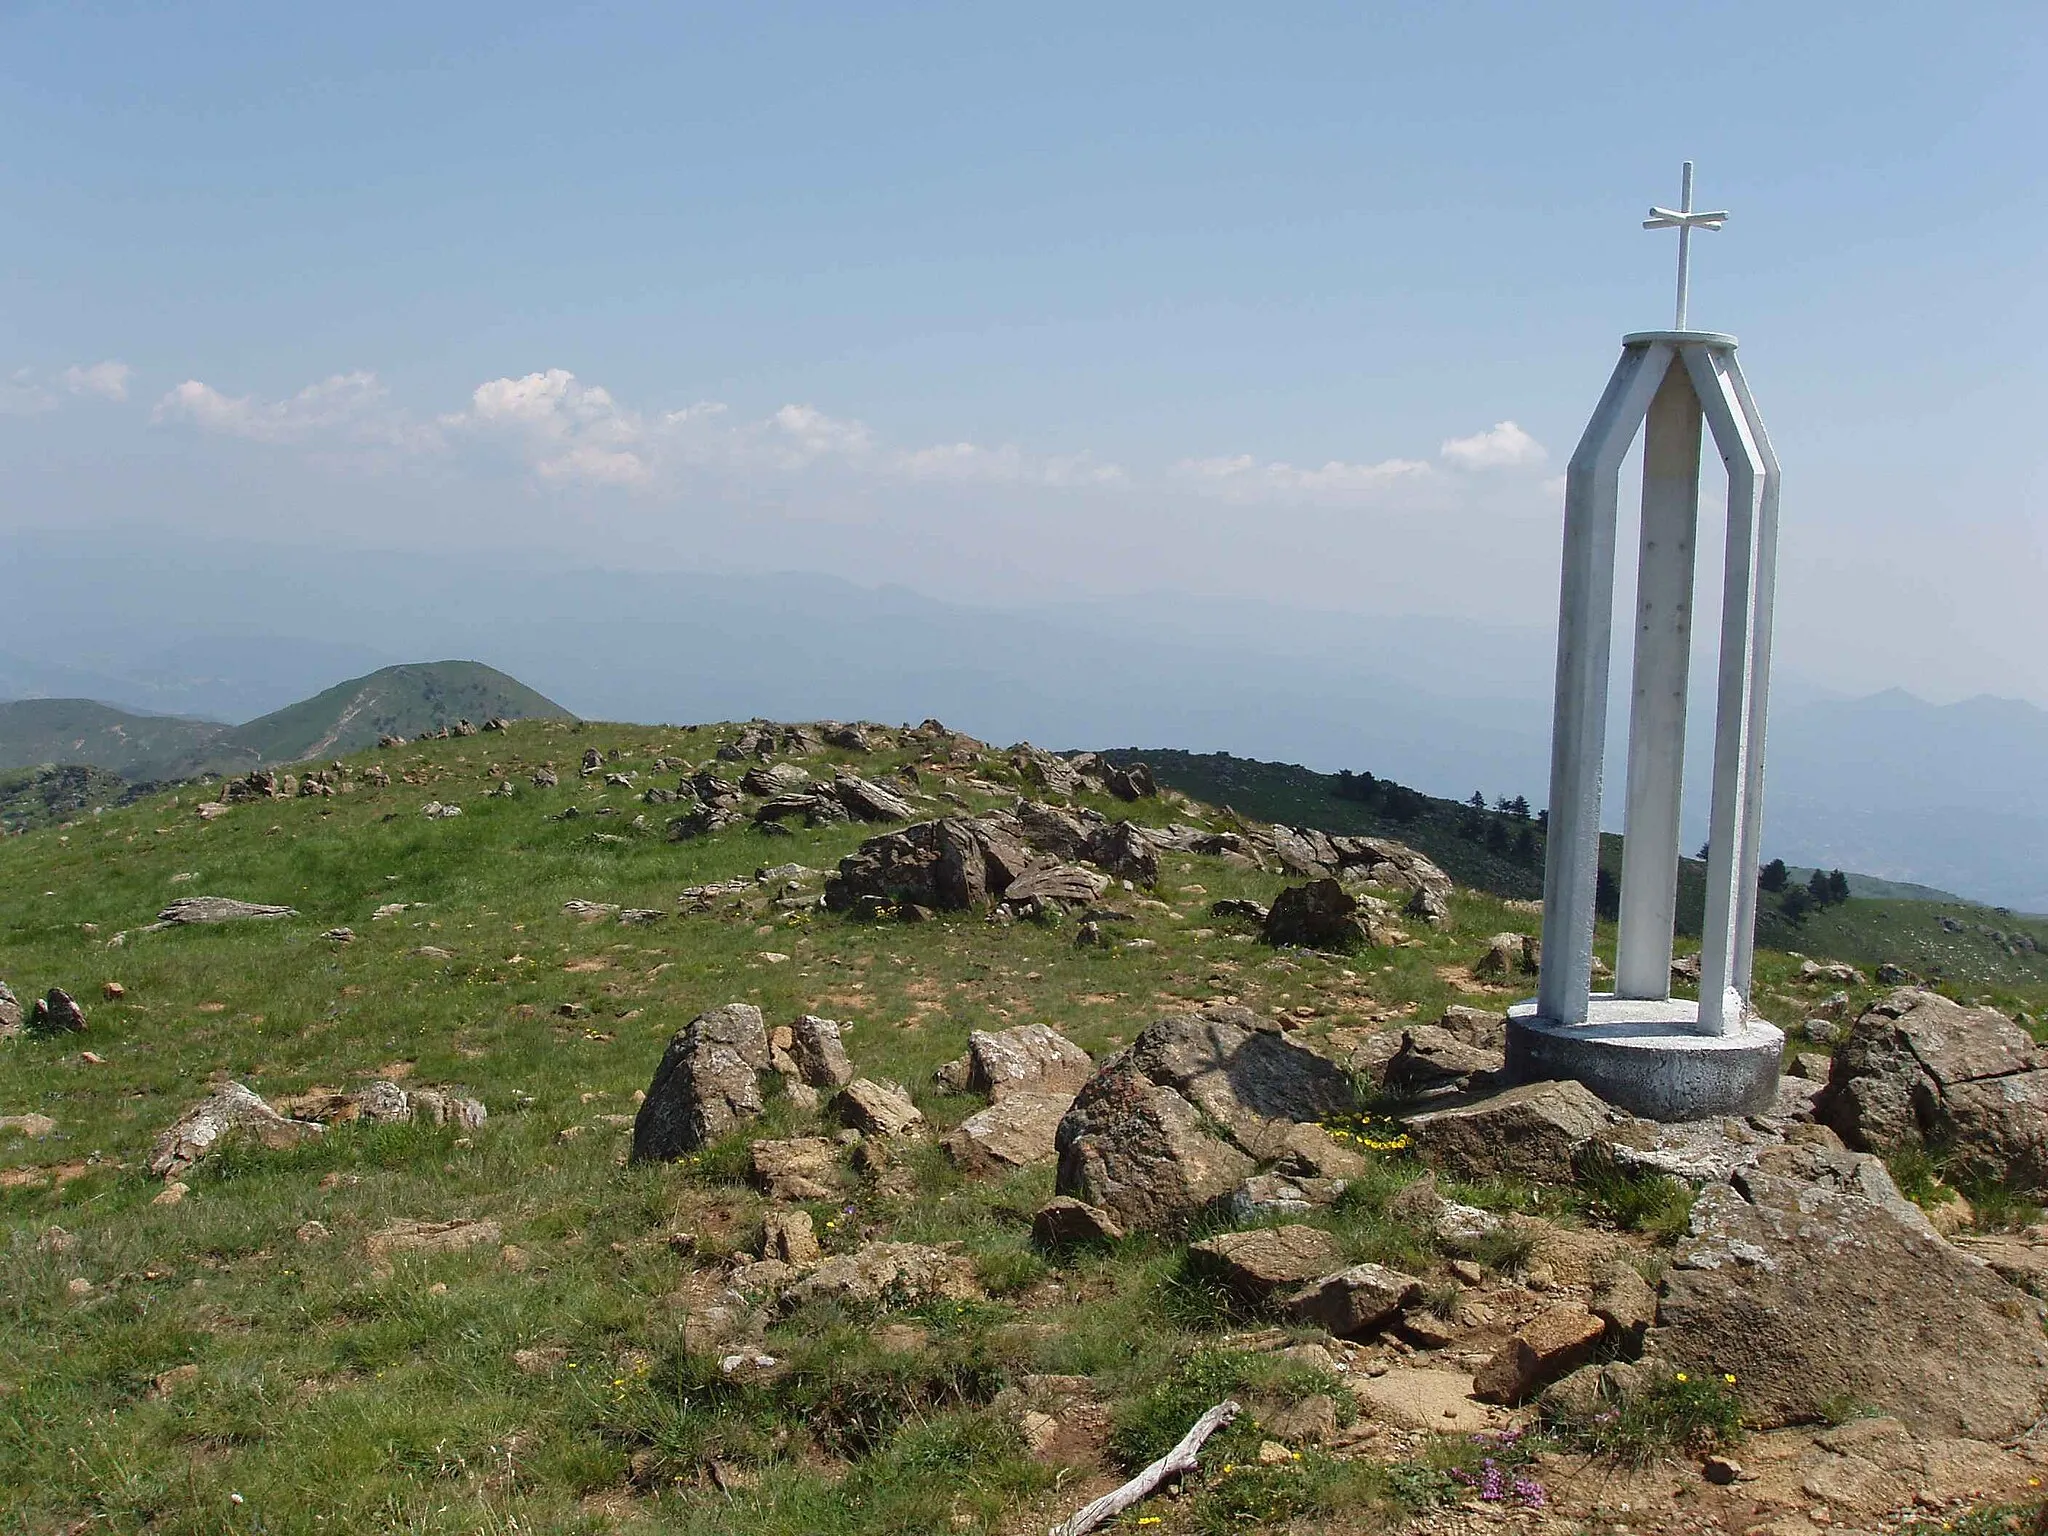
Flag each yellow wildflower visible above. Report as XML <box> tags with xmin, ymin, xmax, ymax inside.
<box><xmin>1675</xmin><ymin>1372</ymin><xmax>1688</xmax><ymax>1383</ymax></box>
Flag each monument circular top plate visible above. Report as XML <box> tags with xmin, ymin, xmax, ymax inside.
<box><xmin>1622</xmin><ymin>329</ymin><xmax>1739</xmax><ymax>348</ymax></box>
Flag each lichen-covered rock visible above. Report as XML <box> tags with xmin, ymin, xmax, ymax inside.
<box><xmin>963</xmin><ymin>1024</ymin><xmax>1094</xmax><ymax>1101</ymax></box>
<box><xmin>942</xmin><ymin>1093</ymin><xmax>1070</xmax><ymax>1173</ymax></box>
<box><xmin>781</xmin><ymin>1242</ymin><xmax>982</xmax><ymax>1312</ymax></box>
<box><xmin>1653</xmin><ymin>1142</ymin><xmax>2048</xmax><ymax>1438</ymax></box>
<box><xmin>1404</xmin><ymin>1079</ymin><xmax>1650</xmax><ymax>1185</ymax></box>
<box><xmin>1055</xmin><ymin>1067</ymin><xmax>1254</xmax><ymax>1232</ymax></box>
<box><xmin>833</xmin><ymin>1078</ymin><xmax>923</xmax><ymax>1137</ymax></box>
<box><xmin>0</xmin><ymin>980</ymin><xmax>20</xmax><ymax>1039</ymax></box>
<box><xmin>1187</xmin><ymin>1225</ymin><xmax>1347</xmax><ymax>1302</ymax></box>
<box><xmin>786</xmin><ymin>1015</ymin><xmax>856</xmax><ymax>1089</ymax></box>
<box><xmin>149</xmin><ymin>1082</ymin><xmax>321</xmax><ymax>1179</ymax></box>
<box><xmin>1280</xmin><ymin>1263</ymin><xmax>1421</xmax><ymax>1336</ymax></box>
<box><xmin>631</xmin><ymin>1004</ymin><xmax>770</xmax><ymax>1160</ymax></box>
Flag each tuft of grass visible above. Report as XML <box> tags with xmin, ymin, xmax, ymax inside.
<box><xmin>1574</xmin><ymin>1150</ymin><xmax>1697</xmax><ymax>1241</ymax></box>
<box><xmin>1546</xmin><ymin>1367</ymin><xmax>1743</xmax><ymax>1466</ymax></box>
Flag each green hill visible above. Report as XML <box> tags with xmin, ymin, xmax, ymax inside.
<box><xmin>211</xmin><ymin>660</ymin><xmax>575</xmax><ymax>767</ymax></box>
<box><xmin>0</xmin><ymin>662</ymin><xmax>575</xmax><ymax>784</ymax></box>
<box><xmin>0</xmin><ymin>697</ymin><xmax>232</xmax><ymax>778</ymax></box>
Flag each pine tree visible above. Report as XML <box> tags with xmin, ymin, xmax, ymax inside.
<box><xmin>1759</xmin><ymin>858</ymin><xmax>1788</xmax><ymax>893</ymax></box>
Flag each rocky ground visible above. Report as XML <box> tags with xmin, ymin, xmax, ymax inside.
<box><xmin>3</xmin><ymin>718</ymin><xmax>2047</xmax><ymax>1535</ymax></box>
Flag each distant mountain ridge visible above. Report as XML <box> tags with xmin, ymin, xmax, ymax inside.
<box><xmin>0</xmin><ymin>661</ymin><xmax>574</xmax><ymax>784</ymax></box>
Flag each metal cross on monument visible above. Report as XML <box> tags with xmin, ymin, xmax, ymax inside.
<box><xmin>1643</xmin><ymin>161</ymin><xmax>1728</xmax><ymax>330</ymax></box>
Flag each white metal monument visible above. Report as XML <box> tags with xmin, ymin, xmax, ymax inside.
<box><xmin>1505</xmin><ymin>164</ymin><xmax>1785</xmax><ymax>1120</ymax></box>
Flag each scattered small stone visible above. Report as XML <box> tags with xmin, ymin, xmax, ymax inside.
<box><xmin>1031</xmin><ymin>1196</ymin><xmax>1125</xmax><ymax>1248</ymax></box>
<box><xmin>833</xmin><ymin>1078</ymin><xmax>923</xmax><ymax>1137</ymax></box>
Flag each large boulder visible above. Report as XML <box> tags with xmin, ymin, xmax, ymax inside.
<box><xmin>1262</xmin><ymin>879</ymin><xmax>1391</xmax><ymax>951</ymax></box>
<box><xmin>149</xmin><ymin>1083</ymin><xmax>322</xmax><ymax>1179</ymax></box>
<box><xmin>1815</xmin><ymin>988</ymin><xmax>2048</xmax><ymax>1189</ymax></box>
<box><xmin>1404</xmin><ymin>1079</ymin><xmax>1651</xmax><ymax>1185</ymax></box>
<box><xmin>1653</xmin><ymin>1142</ymin><xmax>2048</xmax><ymax>1439</ymax></box>
<box><xmin>1054</xmin><ymin>1007</ymin><xmax>1356</xmax><ymax>1229</ymax></box>
<box><xmin>1117</xmin><ymin>1007</ymin><xmax>1357</xmax><ymax>1157</ymax></box>
<box><xmin>1056</xmin><ymin>1069</ymin><xmax>1254</xmax><ymax>1232</ymax></box>
<box><xmin>631</xmin><ymin>1004</ymin><xmax>771</xmax><ymax>1161</ymax></box>
<box><xmin>0</xmin><ymin>981</ymin><xmax>19</xmax><ymax>1039</ymax></box>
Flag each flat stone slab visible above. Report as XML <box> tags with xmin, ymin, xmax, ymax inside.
<box><xmin>1506</xmin><ymin>996</ymin><xmax>1783</xmax><ymax>1122</ymax></box>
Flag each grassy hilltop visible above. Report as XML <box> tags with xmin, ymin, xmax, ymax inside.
<box><xmin>2</xmin><ymin>719</ymin><xmax>2044</xmax><ymax>1535</ymax></box>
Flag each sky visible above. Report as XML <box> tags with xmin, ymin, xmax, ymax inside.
<box><xmin>3</xmin><ymin>2</ymin><xmax>2045</xmax><ymax>706</ymax></box>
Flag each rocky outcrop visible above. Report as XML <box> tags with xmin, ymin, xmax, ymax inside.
<box><xmin>1653</xmin><ymin>1142</ymin><xmax>2048</xmax><ymax>1439</ymax></box>
<box><xmin>149</xmin><ymin>1083</ymin><xmax>322</xmax><ymax>1179</ymax></box>
<box><xmin>823</xmin><ymin>806</ymin><xmax>1163</xmax><ymax>915</ymax></box>
<box><xmin>0</xmin><ymin>981</ymin><xmax>20</xmax><ymax>1039</ymax></box>
<box><xmin>631</xmin><ymin>1004</ymin><xmax>771</xmax><ymax>1160</ymax></box>
<box><xmin>281</xmin><ymin>1081</ymin><xmax>485</xmax><ymax>1129</ymax></box>
<box><xmin>1815</xmin><ymin>988</ymin><xmax>2048</xmax><ymax>1190</ymax></box>
<box><xmin>1054</xmin><ymin>1007</ymin><xmax>1357</xmax><ymax>1230</ymax></box>
<box><xmin>824</xmin><ymin>816</ymin><xmax>1035</xmax><ymax>912</ymax></box>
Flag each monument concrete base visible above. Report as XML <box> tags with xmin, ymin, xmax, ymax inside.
<box><xmin>1505</xmin><ymin>996</ymin><xmax>1784</xmax><ymax>1122</ymax></box>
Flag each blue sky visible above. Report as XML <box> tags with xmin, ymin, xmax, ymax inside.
<box><xmin>3</xmin><ymin>2</ymin><xmax>2044</xmax><ymax>703</ymax></box>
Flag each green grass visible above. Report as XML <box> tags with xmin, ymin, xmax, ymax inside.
<box><xmin>3</xmin><ymin>716</ymin><xmax>2043</xmax><ymax>1532</ymax></box>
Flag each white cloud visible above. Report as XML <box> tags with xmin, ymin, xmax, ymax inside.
<box><xmin>153</xmin><ymin>371</ymin><xmax>424</xmax><ymax>450</ymax></box>
<box><xmin>61</xmin><ymin>361</ymin><xmax>132</xmax><ymax>401</ymax></box>
<box><xmin>1440</xmin><ymin>420</ymin><xmax>1546</xmax><ymax>470</ymax></box>
<box><xmin>1174</xmin><ymin>452</ymin><xmax>1432</xmax><ymax>502</ymax></box>
<box><xmin>2</xmin><ymin>360</ymin><xmax>135</xmax><ymax>414</ymax></box>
